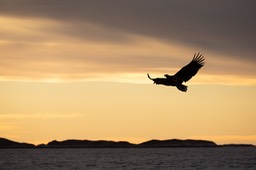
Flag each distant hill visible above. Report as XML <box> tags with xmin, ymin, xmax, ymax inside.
<box><xmin>220</xmin><ymin>144</ymin><xmax>255</xmax><ymax>147</ymax></box>
<box><xmin>0</xmin><ymin>137</ymin><xmax>35</xmax><ymax>148</ymax></box>
<box><xmin>0</xmin><ymin>137</ymin><xmax>255</xmax><ymax>148</ymax></box>
<box><xmin>38</xmin><ymin>139</ymin><xmax>217</xmax><ymax>148</ymax></box>
<box><xmin>138</xmin><ymin>139</ymin><xmax>217</xmax><ymax>147</ymax></box>
<box><xmin>43</xmin><ymin>139</ymin><xmax>135</xmax><ymax>148</ymax></box>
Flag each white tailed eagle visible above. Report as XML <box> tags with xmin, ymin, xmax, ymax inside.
<box><xmin>147</xmin><ymin>53</ymin><xmax>205</xmax><ymax>92</ymax></box>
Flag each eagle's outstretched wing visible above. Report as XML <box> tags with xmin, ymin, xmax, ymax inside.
<box><xmin>174</xmin><ymin>53</ymin><xmax>205</xmax><ymax>82</ymax></box>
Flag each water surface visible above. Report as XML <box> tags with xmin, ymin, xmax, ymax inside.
<box><xmin>1</xmin><ymin>147</ymin><xmax>255</xmax><ymax>169</ymax></box>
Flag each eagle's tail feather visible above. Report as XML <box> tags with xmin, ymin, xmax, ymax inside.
<box><xmin>147</xmin><ymin>73</ymin><xmax>153</xmax><ymax>80</ymax></box>
<box><xmin>177</xmin><ymin>84</ymin><xmax>187</xmax><ymax>92</ymax></box>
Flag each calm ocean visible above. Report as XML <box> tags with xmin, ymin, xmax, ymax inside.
<box><xmin>0</xmin><ymin>147</ymin><xmax>255</xmax><ymax>169</ymax></box>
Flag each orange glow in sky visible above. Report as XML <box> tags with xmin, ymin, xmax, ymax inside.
<box><xmin>0</xmin><ymin>1</ymin><xmax>256</xmax><ymax>145</ymax></box>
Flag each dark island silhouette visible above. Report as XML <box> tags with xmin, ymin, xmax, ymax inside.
<box><xmin>1</xmin><ymin>137</ymin><xmax>254</xmax><ymax>148</ymax></box>
<box><xmin>147</xmin><ymin>52</ymin><xmax>205</xmax><ymax>92</ymax></box>
<box><xmin>41</xmin><ymin>139</ymin><xmax>134</xmax><ymax>148</ymax></box>
<box><xmin>139</xmin><ymin>139</ymin><xmax>216</xmax><ymax>147</ymax></box>
<box><xmin>0</xmin><ymin>137</ymin><xmax>36</xmax><ymax>148</ymax></box>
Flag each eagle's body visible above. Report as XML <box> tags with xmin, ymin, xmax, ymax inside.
<box><xmin>147</xmin><ymin>53</ymin><xmax>205</xmax><ymax>92</ymax></box>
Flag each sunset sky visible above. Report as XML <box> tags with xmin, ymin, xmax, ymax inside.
<box><xmin>1</xmin><ymin>0</ymin><xmax>256</xmax><ymax>145</ymax></box>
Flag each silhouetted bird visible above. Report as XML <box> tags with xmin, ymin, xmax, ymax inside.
<box><xmin>147</xmin><ymin>53</ymin><xmax>205</xmax><ymax>92</ymax></box>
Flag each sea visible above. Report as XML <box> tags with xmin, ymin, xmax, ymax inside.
<box><xmin>0</xmin><ymin>147</ymin><xmax>255</xmax><ymax>170</ymax></box>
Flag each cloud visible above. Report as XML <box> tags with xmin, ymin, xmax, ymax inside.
<box><xmin>0</xmin><ymin>113</ymin><xmax>81</xmax><ymax>119</ymax></box>
<box><xmin>0</xmin><ymin>1</ymin><xmax>255</xmax><ymax>84</ymax></box>
<box><xmin>1</xmin><ymin>0</ymin><xmax>255</xmax><ymax>61</ymax></box>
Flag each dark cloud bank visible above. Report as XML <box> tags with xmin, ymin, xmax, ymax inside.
<box><xmin>1</xmin><ymin>0</ymin><xmax>256</xmax><ymax>62</ymax></box>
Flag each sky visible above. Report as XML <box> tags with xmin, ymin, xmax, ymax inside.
<box><xmin>0</xmin><ymin>0</ymin><xmax>256</xmax><ymax>145</ymax></box>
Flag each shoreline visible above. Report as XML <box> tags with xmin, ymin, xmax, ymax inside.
<box><xmin>1</xmin><ymin>137</ymin><xmax>255</xmax><ymax>149</ymax></box>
